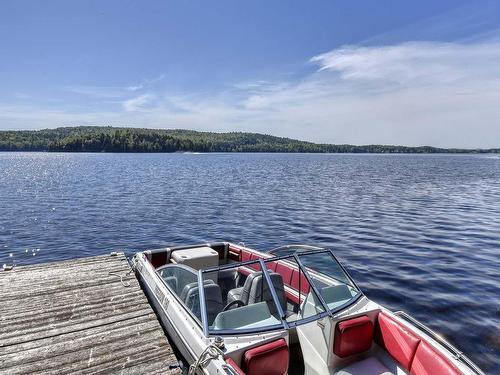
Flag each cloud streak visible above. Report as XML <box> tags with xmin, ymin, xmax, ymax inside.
<box><xmin>310</xmin><ymin>41</ymin><xmax>499</xmax><ymax>86</ymax></box>
<box><xmin>122</xmin><ymin>94</ymin><xmax>155</xmax><ymax>112</ymax></box>
<box><xmin>126</xmin><ymin>74</ymin><xmax>166</xmax><ymax>92</ymax></box>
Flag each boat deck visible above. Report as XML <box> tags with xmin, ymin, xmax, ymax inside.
<box><xmin>0</xmin><ymin>253</ymin><xmax>181</xmax><ymax>375</ymax></box>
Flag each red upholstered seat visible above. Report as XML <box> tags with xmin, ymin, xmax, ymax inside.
<box><xmin>248</xmin><ymin>254</ymin><xmax>261</xmax><ymax>270</ymax></box>
<box><xmin>275</xmin><ymin>262</ymin><xmax>293</xmax><ymax>285</ymax></box>
<box><xmin>376</xmin><ymin>312</ymin><xmax>421</xmax><ymax>369</ymax></box>
<box><xmin>238</xmin><ymin>266</ymin><xmax>252</xmax><ymax>276</ymax></box>
<box><xmin>290</xmin><ymin>269</ymin><xmax>311</xmax><ymax>294</ymax></box>
<box><xmin>410</xmin><ymin>341</ymin><xmax>460</xmax><ymax>375</ymax></box>
<box><xmin>267</xmin><ymin>261</ymin><xmax>278</xmax><ymax>272</ymax></box>
<box><xmin>334</xmin><ymin>315</ymin><xmax>374</xmax><ymax>358</ymax></box>
<box><xmin>243</xmin><ymin>338</ymin><xmax>289</xmax><ymax>375</ymax></box>
<box><xmin>226</xmin><ymin>357</ymin><xmax>245</xmax><ymax>375</ymax></box>
<box><xmin>335</xmin><ymin>312</ymin><xmax>462</xmax><ymax>375</ymax></box>
<box><xmin>241</xmin><ymin>249</ymin><xmax>252</xmax><ymax>262</ymax></box>
<box><xmin>287</xmin><ymin>291</ymin><xmax>301</xmax><ymax>305</ymax></box>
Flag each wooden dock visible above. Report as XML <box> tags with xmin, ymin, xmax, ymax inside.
<box><xmin>0</xmin><ymin>253</ymin><xmax>181</xmax><ymax>374</ymax></box>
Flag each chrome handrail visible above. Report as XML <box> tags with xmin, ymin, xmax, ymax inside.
<box><xmin>394</xmin><ymin>311</ymin><xmax>485</xmax><ymax>375</ymax></box>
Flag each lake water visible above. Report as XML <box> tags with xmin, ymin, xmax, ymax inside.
<box><xmin>0</xmin><ymin>152</ymin><xmax>499</xmax><ymax>372</ymax></box>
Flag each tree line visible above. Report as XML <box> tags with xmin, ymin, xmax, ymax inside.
<box><xmin>0</xmin><ymin>126</ymin><xmax>498</xmax><ymax>153</ymax></box>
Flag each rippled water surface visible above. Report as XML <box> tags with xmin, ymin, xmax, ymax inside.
<box><xmin>1</xmin><ymin>152</ymin><xmax>499</xmax><ymax>372</ymax></box>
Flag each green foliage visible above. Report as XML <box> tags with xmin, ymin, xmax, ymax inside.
<box><xmin>0</xmin><ymin>126</ymin><xmax>497</xmax><ymax>153</ymax></box>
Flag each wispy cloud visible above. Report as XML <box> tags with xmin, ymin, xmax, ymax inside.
<box><xmin>122</xmin><ymin>94</ymin><xmax>155</xmax><ymax>112</ymax></box>
<box><xmin>64</xmin><ymin>74</ymin><xmax>166</xmax><ymax>98</ymax></box>
<box><xmin>126</xmin><ymin>74</ymin><xmax>166</xmax><ymax>92</ymax></box>
<box><xmin>310</xmin><ymin>41</ymin><xmax>498</xmax><ymax>86</ymax></box>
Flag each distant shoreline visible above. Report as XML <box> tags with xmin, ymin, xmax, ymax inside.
<box><xmin>1</xmin><ymin>126</ymin><xmax>499</xmax><ymax>154</ymax></box>
<box><xmin>1</xmin><ymin>150</ymin><xmax>500</xmax><ymax>155</ymax></box>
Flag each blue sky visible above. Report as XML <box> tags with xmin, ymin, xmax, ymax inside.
<box><xmin>1</xmin><ymin>0</ymin><xmax>500</xmax><ymax>147</ymax></box>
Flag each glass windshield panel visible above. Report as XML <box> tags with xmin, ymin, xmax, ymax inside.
<box><xmin>157</xmin><ymin>264</ymin><xmax>202</xmax><ymax>320</ymax></box>
<box><xmin>264</xmin><ymin>256</ymin><xmax>325</xmax><ymax>324</ymax></box>
<box><xmin>297</xmin><ymin>252</ymin><xmax>359</xmax><ymax>310</ymax></box>
<box><xmin>157</xmin><ymin>265</ymin><xmax>198</xmax><ymax>295</ymax></box>
<box><xmin>202</xmin><ymin>260</ymin><xmax>283</xmax><ymax>332</ymax></box>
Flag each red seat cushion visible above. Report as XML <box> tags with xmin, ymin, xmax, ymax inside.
<box><xmin>286</xmin><ymin>291</ymin><xmax>301</xmax><ymax>305</ymax></box>
<box><xmin>241</xmin><ymin>249</ymin><xmax>252</xmax><ymax>262</ymax></box>
<box><xmin>238</xmin><ymin>267</ymin><xmax>252</xmax><ymax>276</ymax></box>
<box><xmin>376</xmin><ymin>312</ymin><xmax>421</xmax><ymax>370</ymax></box>
<box><xmin>248</xmin><ymin>254</ymin><xmax>261</xmax><ymax>270</ymax></box>
<box><xmin>243</xmin><ymin>338</ymin><xmax>289</xmax><ymax>375</ymax></box>
<box><xmin>334</xmin><ymin>315</ymin><xmax>374</xmax><ymax>358</ymax></box>
<box><xmin>266</xmin><ymin>261</ymin><xmax>278</xmax><ymax>272</ymax></box>
<box><xmin>290</xmin><ymin>269</ymin><xmax>311</xmax><ymax>294</ymax></box>
<box><xmin>226</xmin><ymin>358</ymin><xmax>245</xmax><ymax>375</ymax></box>
<box><xmin>410</xmin><ymin>341</ymin><xmax>460</xmax><ymax>375</ymax></box>
<box><xmin>275</xmin><ymin>262</ymin><xmax>293</xmax><ymax>285</ymax></box>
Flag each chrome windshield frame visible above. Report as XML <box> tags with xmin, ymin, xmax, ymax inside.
<box><xmin>268</xmin><ymin>244</ymin><xmax>324</xmax><ymax>256</ymax></box>
<box><xmin>198</xmin><ymin>269</ymin><xmax>210</xmax><ymax>336</ymax></box>
<box><xmin>198</xmin><ymin>248</ymin><xmax>364</xmax><ymax>336</ymax></box>
<box><xmin>258</xmin><ymin>258</ymin><xmax>290</xmax><ymax>328</ymax></box>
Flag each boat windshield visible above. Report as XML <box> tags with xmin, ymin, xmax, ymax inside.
<box><xmin>198</xmin><ymin>249</ymin><xmax>362</xmax><ymax>336</ymax></box>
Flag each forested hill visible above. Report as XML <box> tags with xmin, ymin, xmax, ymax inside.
<box><xmin>0</xmin><ymin>126</ymin><xmax>498</xmax><ymax>153</ymax></box>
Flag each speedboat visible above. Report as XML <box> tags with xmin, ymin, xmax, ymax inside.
<box><xmin>132</xmin><ymin>243</ymin><xmax>484</xmax><ymax>375</ymax></box>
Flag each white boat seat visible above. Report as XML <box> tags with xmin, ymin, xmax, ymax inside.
<box><xmin>163</xmin><ymin>276</ymin><xmax>178</xmax><ymax>292</ymax></box>
<box><xmin>184</xmin><ymin>283</ymin><xmax>223</xmax><ymax>324</ymax></box>
<box><xmin>227</xmin><ymin>271</ymin><xmax>287</xmax><ymax>314</ymax></box>
<box><xmin>335</xmin><ymin>357</ymin><xmax>394</xmax><ymax>375</ymax></box>
<box><xmin>180</xmin><ymin>279</ymin><xmax>215</xmax><ymax>302</ymax></box>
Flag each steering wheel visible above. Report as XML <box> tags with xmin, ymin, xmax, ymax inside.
<box><xmin>222</xmin><ymin>299</ymin><xmax>245</xmax><ymax>311</ymax></box>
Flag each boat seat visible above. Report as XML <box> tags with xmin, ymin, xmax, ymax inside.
<box><xmin>335</xmin><ymin>357</ymin><xmax>394</xmax><ymax>375</ymax></box>
<box><xmin>227</xmin><ymin>271</ymin><xmax>286</xmax><ymax>314</ymax></box>
<box><xmin>180</xmin><ymin>281</ymin><xmax>199</xmax><ymax>302</ymax></box>
<box><xmin>157</xmin><ymin>264</ymin><xmax>198</xmax><ymax>296</ymax></box>
<box><xmin>376</xmin><ymin>312</ymin><xmax>420</xmax><ymax>370</ymax></box>
<box><xmin>375</xmin><ymin>312</ymin><xmax>461</xmax><ymax>375</ymax></box>
<box><xmin>163</xmin><ymin>276</ymin><xmax>178</xmax><ymax>292</ymax></box>
<box><xmin>179</xmin><ymin>279</ymin><xmax>214</xmax><ymax>302</ymax></box>
<box><xmin>334</xmin><ymin>315</ymin><xmax>374</xmax><ymax>358</ymax></box>
<box><xmin>410</xmin><ymin>340</ymin><xmax>460</xmax><ymax>375</ymax></box>
<box><xmin>227</xmin><ymin>287</ymin><xmax>243</xmax><ymax>304</ymax></box>
<box><xmin>243</xmin><ymin>338</ymin><xmax>289</xmax><ymax>375</ymax></box>
<box><xmin>225</xmin><ymin>338</ymin><xmax>289</xmax><ymax>375</ymax></box>
<box><xmin>184</xmin><ymin>282</ymin><xmax>223</xmax><ymax>324</ymax></box>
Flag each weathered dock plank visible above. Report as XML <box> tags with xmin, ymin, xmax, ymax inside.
<box><xmin>0</xmin><ymin>253</ymin><xmax>181</xmax><ymax>374</ymax></box>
